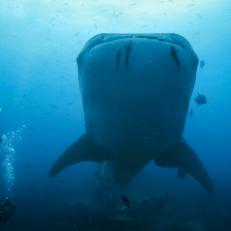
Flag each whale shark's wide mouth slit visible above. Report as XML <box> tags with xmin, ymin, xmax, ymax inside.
<box><xmin>82</xmin><ymin>33</ymin><xmax>188</xmax><ymax>55</ymax></box>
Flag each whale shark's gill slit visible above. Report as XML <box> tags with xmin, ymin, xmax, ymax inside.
<box><xmin>170</xmin><ymin>45</ymin><xmax>181</xmax><ymax>69</ymax></box>
<box><xmin>115</xmin><ymin>48</ymin><xmax>122</xmax><ymax>69</ymax></box>
<box><xmin>123</xmin><ymin>41</ymin><xmax>133</xmax><ymax>70</ymax></box>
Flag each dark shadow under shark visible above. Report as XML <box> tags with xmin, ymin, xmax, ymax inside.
<box><xmin>49</xmin><ymin>33</ymin><xmax>214</xmax><ymax>195</ymax></box>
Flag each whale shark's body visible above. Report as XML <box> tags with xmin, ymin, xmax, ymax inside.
<box><xmin>50</xmin><ymin>33</ymin><xmax>214</xmax><ymax>194</ymax></box>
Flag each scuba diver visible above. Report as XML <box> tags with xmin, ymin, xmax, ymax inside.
<box><xmin>0</xmin><ymin>197</ymin><xmax>15</xmax><ymax>224</ymax></box>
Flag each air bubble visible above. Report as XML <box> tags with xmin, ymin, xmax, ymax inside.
<box><xmin>0</xmin><ymin>124</ymin><xmax>25</xmax><ymax>198</ymax></box>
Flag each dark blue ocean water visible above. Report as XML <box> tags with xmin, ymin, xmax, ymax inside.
<box><xmin>1</xmin><ymin>1</ymin><xmax>231</xmax><ymax>230</ymax></box>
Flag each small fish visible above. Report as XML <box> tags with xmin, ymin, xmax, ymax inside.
<box><xmin>170</xmin><ymin>46</ymin><xmax>181</xmax><ymax>68</ymax></box>
<box><xmin>199</xmin><ymin>60</ymin><xmax>205</xmax><ymax>69</ymax></box>
<box><xmin>121</xmin><ymin>194</ymin><xmax>130</xmax><ymax>208</ymax></box>
<box><xmin>195</xmin><ymin>93</ymin><xmax>207</xmax><ymax>105</ymax></box>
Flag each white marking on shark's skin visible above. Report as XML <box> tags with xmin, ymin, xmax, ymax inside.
<box><xmin>50</xmin><ymin>33</ymin><xmax>214</xmax><ymax>195</ymax></box>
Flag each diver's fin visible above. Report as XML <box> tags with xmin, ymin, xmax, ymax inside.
<box><xmin>154</xmin><ymin>140</ymin><xmax>214</xmax><ymax>195</ymax></box>
<box><xmin>49</xmin><ymin>134</ymin><xmax>110</xmax><ymax>177</ymax></box>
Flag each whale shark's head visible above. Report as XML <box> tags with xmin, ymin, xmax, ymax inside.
<box><xmin>76</xmin><ymin>34</ymin><xmax>199</xmax><ymax>152</ymax></box>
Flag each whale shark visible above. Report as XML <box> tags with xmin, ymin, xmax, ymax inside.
<box><xmin>50</xmin><ymin>33</ymin><xmax>214</xmax><ymax>194</ymax></box>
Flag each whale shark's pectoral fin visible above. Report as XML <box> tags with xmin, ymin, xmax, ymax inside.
<box><xmin>49</xmin><ymin>134</ymin><xmax>110</xmax><ymax>177</ymax></box>
<box><xmin>154</xmin><ymin>140</ymin><xmax>214</xmax><ymax>195</ymax></box>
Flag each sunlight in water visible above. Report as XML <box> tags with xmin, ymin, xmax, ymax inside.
<box><xmin>0</xmin><ymin>125</ymin><xmax>26</xmax><ymax>197</ymax></box>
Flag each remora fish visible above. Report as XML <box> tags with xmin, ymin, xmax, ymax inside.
<box><xmin>49</xmin><ymin>33</ymin><xmax>214</xmax><ymax>195</ymax></box>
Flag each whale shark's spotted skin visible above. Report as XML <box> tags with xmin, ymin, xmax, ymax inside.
<box><xmin>50</xmin><ymin>33</ymin><xmax>214</xmax><ymax>195</ymax></box>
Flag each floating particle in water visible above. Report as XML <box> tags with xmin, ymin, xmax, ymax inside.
<box><xmin>24</xmin><ymin>164</ymin><xmax>31</xmax><ymax>169</ymax></box>
<box><xmin>50</xmin><ymin>104</ymin><xmax>58</xmax><ymax>109</ymax></box>
<box><xmin>1</xmin><ymin>134</ymin><xmax>7</xmax><ymax>142</ymax></box>
<box><xmin>189</xmin><ymin>109</ymin><xmax>194</xmax><ymax>117</ymax></box>
<box><xmin>58</xmin><ymin>178</ymin><xmax>65</xmax><ymax>183</ymax></box>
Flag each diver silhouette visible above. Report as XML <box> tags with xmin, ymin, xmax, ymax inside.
<box><xmin>0</xmin><ymin>197</ymin><xmax>15</xmax><ymax>224</ymax></box>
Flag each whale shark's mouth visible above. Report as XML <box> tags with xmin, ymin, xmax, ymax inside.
<box><xmin>81</xmin><ymin>33</ymin><xmax>189</xmax><ymax>56</ymax></box>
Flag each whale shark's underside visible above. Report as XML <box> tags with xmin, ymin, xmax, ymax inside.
<box><xmin>50</xmin><ymin>33</ymin><xmax>214</xmax><ymax>194</ymax></box>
